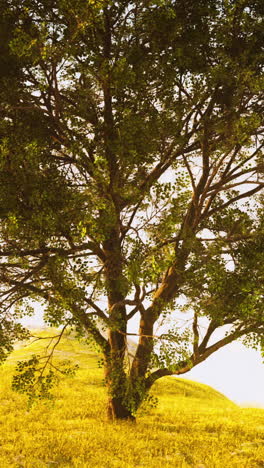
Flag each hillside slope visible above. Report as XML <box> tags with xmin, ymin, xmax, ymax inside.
<box><xmin>1</xmin><ymin>329</ymin><xmax>264</xmax><ymax>467</ymax></box>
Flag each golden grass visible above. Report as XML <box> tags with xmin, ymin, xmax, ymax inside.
<box><xmin>0</xmin><ymin>329</ymin><xmax>264</xmax><ymax>467</ymax></box>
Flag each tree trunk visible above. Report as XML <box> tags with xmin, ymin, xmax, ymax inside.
<box><xmin>107</xmin><ymin>396</ymin><xmax>135</xmax><ymax>421</ymax></box>
<box><xmin>104</xmin><ymin>362</ymin><xmax>144</xmax><ymax>421</ymax></box>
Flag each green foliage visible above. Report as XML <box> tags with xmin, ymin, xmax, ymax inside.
<box><xmin>12</xmin><ymin>355</ymin><xmax>57</xmax><ymax>405</ymax></box>
<box><xmin>0</xmin><ymin>320</ymin><xmax>30</xmax><ymax>363</ymax></box>
<box><xmin>12</xmin><ymin>352</ymin><xmax>79</xmax><ymax>407</ymax></box>
<box><xmin>152</xmin><ymin>327</ymin><xmax>193</xmax><ymax>372</ymax></box>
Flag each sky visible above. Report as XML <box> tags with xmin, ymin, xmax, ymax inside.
<box><xmin>182</xmin><ymin>341</ymin><xmax>264</xmax><ymax>407</ymax></box>
<box><xmin>21</xmin><ymin>309</ymin><xmax>264</xmax><ymax>408</ymax></box>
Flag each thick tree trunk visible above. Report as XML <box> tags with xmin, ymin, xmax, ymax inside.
<box><xmin>107</xmin><ymin>396</ymin><xmax>135</xmax><ymax>421</ymax></box>
<box><xmin>105</xmin><ymin>361</ymin><xmax>143</xmax><ymax>421</ymax></box>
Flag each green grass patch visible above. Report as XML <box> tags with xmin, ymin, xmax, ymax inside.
<box><xmin>0</xmin><ymin>329</ymin><xmax>264</xmax><ymax>467</ymax></box>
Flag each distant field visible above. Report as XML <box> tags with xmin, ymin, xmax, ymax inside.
<box><xmin>1</xmin><ymin>329</ymin><xmax>264</xmax><ymax>467</ymax></box>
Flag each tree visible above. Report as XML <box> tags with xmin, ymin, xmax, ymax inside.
<box><xmin>0</xmin><ymin>0</ymin><xmax>263</xmax><ymax>420</ymax></box>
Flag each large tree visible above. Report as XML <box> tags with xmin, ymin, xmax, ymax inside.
<box><xmin>0</xmin><ymin>0</ymin><xmax>263</xmax><ymax>420</ymax></box>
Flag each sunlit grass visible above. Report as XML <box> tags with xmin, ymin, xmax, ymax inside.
<box><xmin>1</xmin><ymin>329</ymin><xmax>264</xmax><ymax>467</ymax></box>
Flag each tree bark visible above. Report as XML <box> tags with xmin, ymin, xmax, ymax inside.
<box><xmin>107</xmin><ymin>396</ymin><xmax>135</xmax><ymax>421</ymax></box>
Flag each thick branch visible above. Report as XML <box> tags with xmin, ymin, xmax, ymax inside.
<box><xmin>0</xmin><ymin>242</ymin><xmax>105</xmax><ymax>261</ymax></box>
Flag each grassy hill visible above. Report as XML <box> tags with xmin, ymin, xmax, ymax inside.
<box><xmin>1</xmin><ymin>329</ymin><xmax>264</xmax><ymax>467</ymax></box>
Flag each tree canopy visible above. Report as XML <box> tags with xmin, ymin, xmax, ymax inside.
<box><xmin>0</xmin><ymin>0</ymin><xmax>263</xmax><ymax>419</ymax></box>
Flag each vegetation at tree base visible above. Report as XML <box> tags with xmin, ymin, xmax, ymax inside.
<box><xmin>1</xmin><ymin>330</ymin><xmax>264</xmax><ymax>468</ymax></box>
<box><xmin>0</xmin><ymin>0</ymin><xmax>263</xmax><ymax>420</ymax></box>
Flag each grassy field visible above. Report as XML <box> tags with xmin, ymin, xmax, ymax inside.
<box><xmin>1</xmin><ymin>329</ymin><xmax>264</xmax><ymax>468</ymax></box>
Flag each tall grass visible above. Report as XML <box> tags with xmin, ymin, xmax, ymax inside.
<box><xmin>1</xmin><ymin>330</ymin><xmax>263</xmax><ymax>467</ymax></box>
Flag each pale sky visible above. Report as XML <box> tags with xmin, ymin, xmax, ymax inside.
<box><xmin>182</xmin><ymin>342</ymin><xmax>264</xmax><ymax>407</ymax></box>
